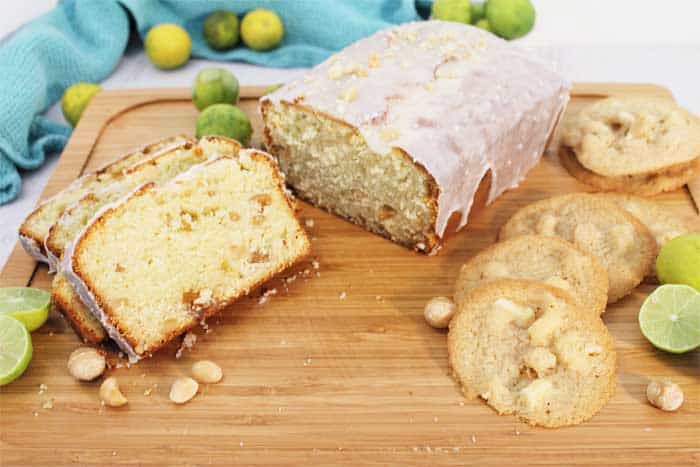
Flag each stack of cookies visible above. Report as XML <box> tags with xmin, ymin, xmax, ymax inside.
<box><xmin>448</xmin><ymin>190</ymin><xmax>697</xmax><ymax>428</ymax></box>
<box><xmin>559</xmin><ymin>98</ymin><xmax>700</xmax><ymax>196</ymax></box>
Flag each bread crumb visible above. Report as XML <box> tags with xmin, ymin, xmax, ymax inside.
<box><xmin>311</xmin><ymin>260</ymin><xmax>320</xmax><ymax>269</ymax></box>
<box><xmin>339</xmin><ymin>292</ymin><xmax>347</xmax><ymax>300</ymax></box>
<box><xmin>305</xmin><ymin>219</ymin><xmax>315</xmax><ymax>228</ymax></box>
<box><xmin>259</xmin><ymin>288</ymin><xmax>278</xmax><ymax>305</ymax></box>
<box><xmin>471</xmin><ymin>434</ymin><xmax>477</xmax><ymax>444</ymax></box>
<box><xmin>175</xmin><ymin>332</ymin><xmax>197</xmax><ymax>359</ymax></box>
<box><xmin>303</xmin><ymin>357</ymin><xmax>312</xmax><ymax>366</ymax></box>
<box><xmin>38</xmin><ymin>384</ymin><xmax>47</xmax><ymax>395</ymax></box>
<box><xmin>41</xmin><ymin>398</ymin><xmax>54</xmax><ymax>409</ymax></box>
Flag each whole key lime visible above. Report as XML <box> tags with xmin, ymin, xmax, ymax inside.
<box><xmin>240</xmin><ymin>9</ymin><xmax>284</xmax><ymax>51</ymax></box>
<box><xmin>195</xmin><ymin>104</ymin><xmax>252</xmax><ymax>145</ymax></box>
<box><xmin>145</xmin><ymin>23</ymin><xmax>192</xmax><ymax>69</ymax></box>
<box><xmin>471</xmin><ymin>2</ymin><xmax>486</xmax><ymax>23</ymax></box>
<box><xmin>475</xmin><ymin>18</ymin><xmax>493</xmax><ymax>32</ymax></box>
<box><xmin>203</xmin><ymin>11</ymin><xmax>240</xmax><ymax>51</ymax></box>
<box><xmin>486</xmin><ymin>0</ymin><xmax>536</xmax><ymax>40</ymax></box>
<box><xmin>656</xmin><ymin>234</ymin><xmax>700</xmax><ymax>291</ymax></box>
<box><xmin>192</xmin><ymin>68</ymin><xmax>240</xmax><ymax>111</ymax></box>
<box><xmin>431</xmin><ymin>0</ymin><xmax>472</xmax><ymax>24</ymax></box>
<box><xmin>61</xmin><ymin>82</ymin><xmax>101</xmax><ymax>127</ymax></box>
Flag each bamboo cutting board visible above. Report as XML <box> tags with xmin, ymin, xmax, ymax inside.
<box><xmin>1</xmin><ymin>84</ymin><xmax>698</xmax><ymax>466</ymax></box>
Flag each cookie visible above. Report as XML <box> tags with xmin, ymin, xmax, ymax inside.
<box><xmin>448</xmin><ymin>279</ymin><xmax>616</xmax><ymax>428</ymax></box>
<box><xmin>561</xmin><ymin>97</ymin><xmax>700</xmax><ymax>177</ymax></box>
<box><xmin>559</xmin><ymin>145</ymin><xmax>700</xmax><ymax>196</ymax></box>
<box><xmin>594</xmin><ymin>193</ymin><xmax>697</xmax><ymax>249</ymax></box>
<box><xmin>499</xmin><ymin>193</ymin><xmax>657</xmax><ymax>303</ymax></box>
<box><xmin>455</xmin><ymin>235</ymin><xmax>608</xmax><ymax>315</ymax></box>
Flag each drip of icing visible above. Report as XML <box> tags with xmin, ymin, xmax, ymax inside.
<box><xmin>263</xmin><ymin>21</ymin><xmax>570</xmax><ymax>236</ymax></box>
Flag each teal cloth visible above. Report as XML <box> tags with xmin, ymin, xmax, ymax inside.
<box><xmin>0</xmin><ymin>0</ymin><xmax>429</xmax><ymax>205</ymax></box>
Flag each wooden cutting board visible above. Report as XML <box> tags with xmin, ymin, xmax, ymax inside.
<box><xmin>1</xmin><ymin>84</ymin><xmax>698</xmax><ymax>466</ymax></box>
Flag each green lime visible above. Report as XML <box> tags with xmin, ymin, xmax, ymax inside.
<box><xmin>145</xmin><ymin>23</ymin><xmax>192</xmax><ymax>70</ymax></box>
<box><xmin>0</xmin><ymin>287</ymin><xmax>50</xmax><ymax>332</ymax></box>
<box><xmin>203</xmin><ymin>11</ymin><xmax>240</xmax><ymax>51</ymax></box>
<box><xmin>192</xmin><ymin>68</ymin><xmax>240</xmax><ymax>111</ymax></box>
<box><xmin>639</xmin><ymin>284</ymin><xmax>700</xmax><ymax>354</ymax></box>
<box><xmin>475</xmin><ymin>18</ymin><xmax>493</xmax><ymax>32</ymax></box>
<box><xmin>657</xmin><ymin>234</ymin><xmax>700</xmax><ymax>291</ymax></box>
<box><xmin>0</xmin><ymin>315</ymin><xmax>33</xmax><ymax>386</ymax></box>
<box><xmin>431</xmin><ymin>0</ymin><xmax>472</xmax><ymax>24</ymax></box>
<box><xmin>486</xmin><ymin>0</ymin><xmax>536</xmax><ymax>40</ymax></box>
<box><xmin>240</xmin><ymin>9</ymin><xmax>285</xmax><ymax>51</ymax></box>
<box><xmin>196</xmin><ymin>104</ymin><xmax>252</xmax><ymax>145</ymax></box>
<box><xmin>471</xmin><ymin>2</ymin><xmax>486</xmax><ymax>23</ymax></box>
<box><xmin>61</xmin><ymin>82</ymin><xmax>101</xmax><ymax>127</ymax></box>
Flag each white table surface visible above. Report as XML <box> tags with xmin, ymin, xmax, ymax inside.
<box><xmin>1</xmin><ymin>0</ymin><xmax>699</xmax><ymax>270</ymax></box>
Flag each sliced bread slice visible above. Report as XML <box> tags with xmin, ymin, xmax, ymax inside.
<box><xmin>51</xmin><ymin>136</ymin><xmax>243</xmax><ymax>343</ymax></box>
<box><xmin>45</xmin><ymin>136</ymin><xmax>240</xmax><ymax>269</ymax></box>
<box><xmin>64</xmin><ymin>150</ymin><xmax>311</xmax><ymax>360</ymax></box>
<box><xmin>19</xmin><ymin>135</ymin><xmax>190</xmax><ymax>263</ymax></box>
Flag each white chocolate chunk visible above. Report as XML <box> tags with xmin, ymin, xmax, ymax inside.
<box><xmin>528</xmin><ymin>310</ymin><xmax>564</xmax><ymax>346</ymax></box>
<box><xmin>544</xmin><ymin>275</ymin><xmax>572</xmax><ymax>292</ymax></box>
<box><xmin>554</xmin><ymin>330</ymin><xmax>590</xmax><ymax>374</ymax></box>
<box><xmin>523</xmin><ymin>347</ymin><xmax>557</xmax><ymax>377</ymax></box>
<box><xmin>493</xmin><ymin>298</ymin><xmax>535</xmax><ymax>328</ymax></box>
<box><xmin>519</xmin><ymin>378</ymin><xmax>553</xmax><ymax>412</ymax></box>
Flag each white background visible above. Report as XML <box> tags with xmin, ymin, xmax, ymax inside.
<box><xmin>1</xmin><ymin>0</ymin><xmax>699</xmax><ymax>269</ymax></box>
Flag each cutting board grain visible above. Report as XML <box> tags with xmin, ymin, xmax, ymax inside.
<box><xmin>1</xmin><ymin>84</ymin><xmax>698</xmax><ymax>467</ymax></box>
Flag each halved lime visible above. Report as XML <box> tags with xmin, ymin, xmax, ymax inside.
<box><xmin>0</xmin><ymin>287</ymin><xmax>50</xmax><ymax>332</ymax></box>
<box><xmin>639</xmin><ymin>284</ymin><xmax>700</xmax><ymax>354</ymax></box>
<box><xmin>0</xmin><ymin>315</ymin><xmax>33</xmax><ymax>385</ymax></box>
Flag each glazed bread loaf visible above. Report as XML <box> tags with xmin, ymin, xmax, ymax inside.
<box><xmin>51</xmin><ymin>136</ymin><xmax>242</xmax><ymax>343</ymax></box>
<box><xmin>19</xmin><ymin>136</ymin><xmax>189</xmax><ymax>263</ymax></box>
<box><xmin>64</xmin><ymin>150</ymin><xmax>311</xmax><ymax>360</ymax></box>
<box><xmin>262</xmin><ymin>21</ymin><xmax>569</xmax><ymax>253</ymax></box>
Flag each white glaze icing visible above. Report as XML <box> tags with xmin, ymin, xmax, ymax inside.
<box><xmin>18</xmin><ymin>234</ymin><xmax>48</xmax><ymax>264</ymax></box>
<box><xmin>263</xmin><ymin>21</ymin><xmax>570</xmax><ymax>236</ymax></box>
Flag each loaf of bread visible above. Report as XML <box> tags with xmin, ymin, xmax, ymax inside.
<box><xmin>63</xmin><ymin>150</ymin><xmax>311</xmax><ymax>360</ymax></box>
<box><xmin>19</xmin><ymin>136</ymin><xmax>189</xmax><ymax>264</ymax></box>
<box><xmin>262</xmin><ymin>21</ymin><xmax>569</xmax><ymax>253</ymax></box>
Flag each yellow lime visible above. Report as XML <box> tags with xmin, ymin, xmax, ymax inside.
<box><xmin>61</xmin><ymin>82</ymin><xmax>101</xmax><ymax>127</ymax></box>
<box><xmin>145</xmin><ymin>23</ymin><xmax>192</xmax><ymax>69</ymax></box>
<box><xmin>240</xmin><ymin>9</ymin><xmax>284</xmax><ymax>51</ymax></box>
<box><xmin>657</xmin><ymin>234</ymin><xmax>700</xmax><ymax>291</ymax></box>
<box><xmin>639</xmin><ymin>284</ymin><xmax>700</xmax><ymax>354</ymax></box>
<box><xmin>431</xmin><ymin>0</ymin><xmax>472</xmax><ymax>24</ymax></box>
<box><xmin>203</xmin><ymin>11</ymin><xmax>240</xmax><ymax>51</ymax></box>
<box><xmin>195</xmin><ymin>104</ymin><xmax>252</xmax><ymax>145</ymax></box>
<box><xmin>486</xmin><ymin>0</ymin><xmax>536</xmax><ymax>40</ymax></box>
<box><xmin>0</xmin><ymin>287</ymin><xmax>50</xmax><ymax>332</ymax></box>
<box><xmin>192</xmin><ymin>68</ymin><xmax>240</xmax><ymax>111</ymax></box>
<box><xmin>0</xmin><ymin>315</ymin><xmax>33</xmax><ymax>386</ymax></box>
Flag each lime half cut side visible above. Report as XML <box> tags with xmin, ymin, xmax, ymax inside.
<box><xmin>0</xmin><ymin>287</ymin><xmax>50</xmax><ymax>332</ymax></box>
<box><xmin>0</xmin><ymin>315</ymin><xmax>33</xmax><ymax>386</ymax></box>
<box><xmin>639</xmin><ymin>284</ymin><xmax>700</xmax><ymax>354</ymax></box>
